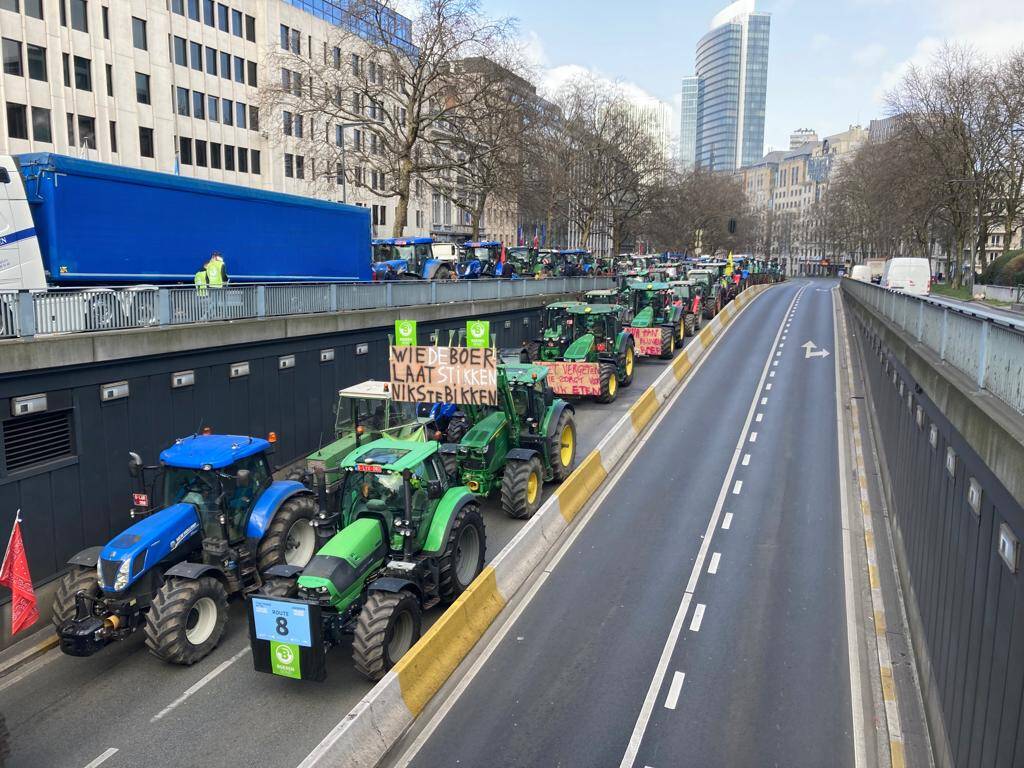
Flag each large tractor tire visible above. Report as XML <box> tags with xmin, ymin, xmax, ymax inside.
<box><xmin>51</xmin><ymin>566</ymin><xmax>101</xmax><ymax>627</ymax></box>
<box><xmin>434</xmin><ymin>264</ymin><xmax>452</xmax><ymax>281</ymax></box>
<box><xmin>145</xmin><ymin>576</ymin><xmax>228</xmax><ymax>665</ymax></box>
<box><xmin>501</xmin><ymin>456</ymin><xmax>545</xmax><ymax>519</ymax></box>
<box><xmin>618</xmin><ymin>339</ymin><xmax>635</xmax><ymax>387</ymax></box>
<box><xmin>445</xmin><ymin>413</ymin><xmax>470</xmax><ymax>443</ymax></box>
<box><xmin>548</xmin><ymin>410</ymin><xmax>577</xmax><ymax>482</ymax></box>
<box><xmin>659</xmin><ymin>328</ymin><xmax>675</xmax><ymax>359</ymax></box>
<box><xmin>442</xmin><ymin>451</ymin><xmax>459</xmax><ymax>483</ymax></box>
<box><xmin>286</xmin><ymin>466</ymin><xmax>306</xmax><ymax>483</ymax></box>
<box><xmin>257</xmin><ymin>494</ymin><xmax>318</xmax><ymax>571</ymax></box>
<box><xmin>523</xmin><ymin>341</ymin><xmax>541</xmax><ymax>363</ymax></box>
<box><xmin>438</xmin><ymin>504</ymin><xmax>486</xmax><ymax>601</ymax></box>
<box><xmin>352</xmin><ymin>591</ymin><xmax>422</xmax><ymax>681</ymax></box>
<box><xmin>683</xmin><ymin>314</ymin><xmax>695</xmax><ymax>338</ymax></box>
<box><xmin>260</xmin><ymin>577</ymin><xmax>298</xmax><ymax>598</ymax></box>
<box><xmin>596</xmin><ymin>363</ymin><xmax>618</xmax><ymax>404</ymax></box>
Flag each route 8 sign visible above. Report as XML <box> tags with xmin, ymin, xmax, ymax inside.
<box><xmin>248</xmin><ymin>596</ymin><xmax>326</xmax><ymax>681</ymax></box>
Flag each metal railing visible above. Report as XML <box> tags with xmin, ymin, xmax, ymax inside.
<box><xmin>0</xmin><ymin>276</ymin><xmax>614</xmax><ymax>340</ymax></box>
<box><xmin>843</xmin><ymin>278</ymin><xmax>1024</xmax><ymax>415</ymax></box>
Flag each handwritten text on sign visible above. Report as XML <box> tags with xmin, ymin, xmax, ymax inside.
<box><xmin>539</xmin><ymin>362</ymin><xmax>601</xmax><ymax>397</ymax></box>
<box><xmin>389</xmin><ymin>346</ymin><xmax>498</xmax><ymax>405</ymax></box>
<box><xmin>626</xmin><ymin>327</ymin><xmax>664</xmax><ymax>356</ymax></box>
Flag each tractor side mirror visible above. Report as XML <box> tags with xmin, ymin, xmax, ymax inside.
<box><xmin>128</xmin><ymin>452</ymin><xmax>143</xmax><ymax>478</ymax></box>
<box><xmin>427</xmin><ymin>481</ymin><xmax>443</xmax><ymax>500</ymax></box>
<box><xmin>235</xmin><ymin>469</ymin><xmax>251</xmax><ymax>487</ymax></box>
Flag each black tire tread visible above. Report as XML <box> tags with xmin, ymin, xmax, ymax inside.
<box><xmin>144</xmin><ymin>576</ymin><xmax>228</xmax><ymax>665</ymax></box>
<box><xmin>352</xmin><ymin>591</ymin><xmax>421</xmax><ymax>681</ymax></box>
<box><xmin>501</xmin><ymin>457</ymin><xmax>543</xmax><ymax>519</ymax></box>
<box><xmin>596</xmin><ymin>363</ymin><xmax>617</xmax><ymax>404</ymax></box>
<box><xmin>51</xmin><ymin>566</ymin><xmax>100</xmax><ymax>627</ymax></box>
<box><xmin>256</xmin><ymin>494</ymin><xmax>318</xmax><ymax>572</ymax></box>
<box><xmin>438</xmin><ymin>504</ymin><xmax>485</xmax><ymax>600</ymax></box>
<box><xmin>548</xmin><ymin>410</ymin><xmax>577</xmax><ymax>482</ymax></box>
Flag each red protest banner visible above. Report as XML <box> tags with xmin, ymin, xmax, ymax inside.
<box><xmin>538</xmin><ymin>362</ymin><xmax>602</xmax><ymax>397</ymax></box>
<box><xmin>627</xmin><ymin>327</ymin><xmax>664</xmax><ymax>356</ymax></box>
<box><xmin>0</xmin><ymin>513</ymin><xmax>39</xmax><ymax>636</ymax></box>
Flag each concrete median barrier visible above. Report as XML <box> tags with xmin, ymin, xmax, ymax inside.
<box><xmin>301</xmin><ymin>283</ymin><xmax>774</xmax><ymax>768</ymax></box>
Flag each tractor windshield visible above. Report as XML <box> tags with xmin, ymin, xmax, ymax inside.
<box><xmin>163</xmin><ymin>467</ymin><xmax>219</xmax><ymax>522</ymax></box>
<box><xmin>373</xmin><ymin>243</ymin><xmax>431</xmax><ymax>270</ymax></box>
<box><xmin>579</xmin><ymin>313</ymin><xmax>610</xmax><ymax>339</ymax></box>
<box><xmin>335</xmin><ymin>398</ymin><xmax>422</xmax><ymax>442</ymax></box>
<box><xmin>469</xmin><ymin>247</ymin><xmax>499</xmax><ymax>263</ymax></box>
<box><xmin>543</xmin><ymin>307</ymin><xmax>571</xmax><ymax>332</ymax></box>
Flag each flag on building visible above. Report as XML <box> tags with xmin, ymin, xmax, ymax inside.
<box><xmin>0</xmin><ymin>512</ymin><xmax>39</xmax><ymax>636</ymax></box>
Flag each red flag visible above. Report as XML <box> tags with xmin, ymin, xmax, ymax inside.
<box><xmin>0</xmin><ymin>514</ymin><xmax>39</xmax><ymax>636</ymax></box>
<box><xmin>532</xmin><ymin>234</ymin><xmax>540</xmax><ymax>249</ymax></box>
<box><xmin>500</xmin><ymin>244</ymin><xmax>507</xmax><ymax>263</ymax></box>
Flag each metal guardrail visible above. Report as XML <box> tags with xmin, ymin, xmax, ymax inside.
<box><xmin>843</xmin><ymin>278</ymin><xmax>1024</xmax><ymax>415</ymax></box>
<box><xmin>0</xmin><ymin>277</ymin><xmax>614</xmax><ymax>340</ymax></box>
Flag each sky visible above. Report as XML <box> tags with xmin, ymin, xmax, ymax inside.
<box><xmin>477</xmin><ymin>0</ymin><xmax>1024</xmax><ymax>156</ymax></box>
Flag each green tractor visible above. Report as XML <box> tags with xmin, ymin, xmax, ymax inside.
<box><xmin>444</xmin><ymin>364</ymin><xmax>576</xmax><ymax>520</ymax></box>
<box><xmin>687</xmin><ymin>269</ymin><xmax>724</xmax><ymax>320</ymax></box>
<box><xmin>533</xmin><ymin>300</ymin><xmax>585</xmax><ymax>362</ymax></box>
<box><xmin>669</xmin><ymin>280</ymin><xmax>704</xmax><ymax>337</ymax></box>
<box><xmin>627</xmin><ymin>281</ymin><xmax>683</xmax><ymax>359</ymax></box>
<box><xmin>549</xmin><ymin>304</ymin><xmax>635</xmax><ymax>403</ymax></box>
<box><xmin>251</xmin><ymin>438</ymin><xmax>486</xmax><ymax>681</ymax></box>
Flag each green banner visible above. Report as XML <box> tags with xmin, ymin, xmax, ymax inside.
<box><xmin>395</xmin><ymin>320</ymin><xmax>417</xmax><ymax>347</ymax></box>
<box><xmin>270</xmin><ymin>641</ymin><xmax>301</xmax><ymax>679</ymax></box>
<box><xmin>466</xmin><ymin>320</ymin><xmax>490</xmax><ymax>349</ymax></box>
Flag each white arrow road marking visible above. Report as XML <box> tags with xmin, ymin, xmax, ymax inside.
<box><xmin>802</xmin><ymin>340</ymin><xmax>831</xmax><ymax>359</ymax></box>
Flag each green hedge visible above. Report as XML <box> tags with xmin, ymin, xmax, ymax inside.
<box><xmin>981</xmin><ymin>249</ymin><xmax>1024</xmax><ymax>285</ymax></box>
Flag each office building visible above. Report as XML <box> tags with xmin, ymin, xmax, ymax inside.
<box><xmin>679</xmin><ymin>75</ymin><xmax>698</xmax><ymax>169</ymax></box>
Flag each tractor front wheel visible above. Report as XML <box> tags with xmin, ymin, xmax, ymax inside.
<box><xmin>445</xmin><ymin>413</ymin><xmax>470</xmax><ymax>443</ymax></box>
<box><xmin>51</xmin><ymin>566</ymin><xmax>101</xmax><ymax>627</ymax></box>
<box><xmin>144</xmin><ymin>576</ymin><xmax>228</xmax><ymax>665</ymax></box>
<box><xmin>438</xmin><ymin>504</ymin><xmax>486</xmax><ymax>601</ymax></box>
<box><xmin>442</xmin><ymin>451</ymin><xmax>458</xmax><ymax>483</ymax></box>
<box><xmin>352</xmin><ymin>591</ymin><xmax>422</xmax><ymax>681</ymax></box>
<box><xmin>501</xmin><ymin>456</ymin><xmax>544</xmax><ymax>519</ymax></box>
<box><xmin>683</xmin><ymin>314</ymin><xmax>695</xmax><ymax>338</ymax></box>
<box><xmin>260</xmin><ymin>577</ymin><xmax>298</xmax><ymax>598</ymax></box>
<box><xmin>257</xmin><ymin>494</ymin><xmax>318</xmax><ymax>571</ymax></box>
<box><xmin>596</xmin><ymin>363</ymin><xmax>618</xmax><ymax>404</ymax></box>
<box><xmin>619</xmin><ymin>340</ymin><xmax>635</xmax><ymax>387</ymax></box>
<box><xmin>659</xmin><ymin>328</ymin><xmax>675</xmax><ymax>359</ymax></box>
<box><xmin>548</xmin><ymin>410</ymin><xmax>577</xmax><ymax>482</ymax></box>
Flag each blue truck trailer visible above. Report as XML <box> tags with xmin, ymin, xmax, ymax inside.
<box><xmin>0</xmin><ymin>153</ymin><xmax>371</xmax><ymax>290</ymax></box>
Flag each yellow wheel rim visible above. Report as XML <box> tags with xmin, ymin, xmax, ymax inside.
<box><xmin>527</xmin><ymin>471</ymin><xmax>539</xmax><ymax>504</ymax></box>
<box><xmin>560</xmin><ymin>424</ymin><xmax>575</xmax><ymax>466</ymax></box>
<box><xmin>608</xmin><ymin>374</ymin><xmax>617</xmax><ymax>397</ymax></box>
<box><xmin>625</xmin><ymin>347</ymin><xmax>634</xmax><ymax>376</ymax></box>
<box><xmin>670</xmin><ymin>336</ymin><xmax>675</xmax><ymax>353</ymax></box>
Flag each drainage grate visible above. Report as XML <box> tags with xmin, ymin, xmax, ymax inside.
<box><xmin>2</xmin><ymin>410</ymin><xmax>75</xmax><ymax>473</ymax></box>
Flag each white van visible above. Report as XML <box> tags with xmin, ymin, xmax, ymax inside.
<box><xmin>850</xmin><ymin>265</ymin><xmax>871</xmax><ymax>282</ymax></box>
<box><xmin>883</xmin><ymin>258</ymin><xmax>931</xmax><ymax>296</ymax></box>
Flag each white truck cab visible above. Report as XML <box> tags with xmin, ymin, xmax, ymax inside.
<box><xmin>0</xmin><ymin>154</ymin><xmax>47</xmax><ymax>291</ymax></box>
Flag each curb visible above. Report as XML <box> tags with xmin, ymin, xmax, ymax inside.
<box><xmin>0</xmin><ymin>632</ymin><xmax>57</xmax><ymax>678</ymax></box>
<box><xmin>301</xmin><ymin>284</ymin><xmax>775</xmax><ymax>768</ymax></box>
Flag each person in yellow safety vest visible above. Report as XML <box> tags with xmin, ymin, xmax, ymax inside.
<box><xmin>194</xmin><ymin>266</ymin><xmax>208</xmax><ymax>297</ymax></box>
<box><xmin>205</xmin><ymin>252</ymin><xmax>228</xmax><ymax>317</ymax></box>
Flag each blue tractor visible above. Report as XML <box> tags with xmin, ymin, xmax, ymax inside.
<box><xmin>51</xmin><ymin>433</ymin><xmax>321</xmax><ymax>665</ymax></box>
<box><xmin>556</xmin><ymin>249</ymin><xmax>595</xmax><ymax>276</ymax></box>
<box><xmin>371</xmin><ymin>237</ymin><xmax>454</xmax><ymax>280</ymax></box>
<box><xmin>458</xmin><ymin>241</ymin><xmax>515</xmax><ymax>279</ymax></box>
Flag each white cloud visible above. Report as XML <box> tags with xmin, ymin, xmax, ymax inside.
<box><xmin>853</xmin><ymin>43</ymin><xmax>887</xmax><ymax>68</ymax></box>
<box><xmin>810</xmin><ymin>33</ymin><xmax>833</xmax><ymax>53</ymax></box>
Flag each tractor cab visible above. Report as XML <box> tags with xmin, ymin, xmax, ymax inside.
<box><xmin>669</xmin><ymin>280</ymin><xmax>697</xmax><ymax>304</ymax></box>
<box><xmin>459</xmin><ymin>241</ymin><xmax>511</xmax><ymax>279</ymax></box>
<box><xmin>585</xmin><ymin>289</ymin><xmax>620</xmax><ymax>306</ymax></box>
<box><xmin>556</xmin><ymin>249</ymin><xmax>594</xmax><ymax>276</ymax></box>
<box><xmin>506</xmin><ymin>247</ymin><xmax>538</xmax><ymax>277</ymax></box>
<box><xmin>537</xmin><ymin>301</ymin><xmax>585</xmax><ymax>361</ymax></box>
<box><xmin>372</xmin><ymin>238</ymin><xmax>453</xmax><ymax>281</ymax></box>
<box><xmin>501</xmin><ymin>365</ymin><xmax>555</xmax><ymax>438</ymax></box>
<box><xmin>629</xmin><ymin>281</ymin><xmax>673</xmax><ymax>322</ymax></box>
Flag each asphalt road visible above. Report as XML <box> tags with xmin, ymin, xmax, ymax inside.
<box><xmin>391</xmin><ymin>280</ymin><xmax>858</xmax><ymax>768</ymax></box>
<box><xmin>0</xmin><ymin>320</ymin><xmax>695</xmax><ymax>768</ymax></box>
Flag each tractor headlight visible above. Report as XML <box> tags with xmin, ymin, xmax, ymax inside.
<box><xmin>113</xmin><ymin>558</ymin><xmax>131</xmax><ymax>592</ymax></box>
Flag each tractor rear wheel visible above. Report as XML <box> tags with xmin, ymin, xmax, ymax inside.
<box><xmin>659</xmin><ymin>328</ymin><xmax>675</xmax><ymax>359</ymax></box>
<box><xmin>286</xmin><ymin>466</ymin><xmax>306</xmax><ymax>483</ymax></box>
<box><xmin>260</xmin><ymin>577</ymin><xmax>298</xmax><ymax>598</ymax></box>
<box><xmin>445</xmin><ymin>413</ymin><xmax>470</xmax><ymax>443</ymax></box>
<box><xmin>596</xmin><ymin>363</ymin><xmax>618</xmax><ymax>404</ymax></box>
<box><xmin>619</xmin><ymin>340</ymin><xmax>635</xmax><ymax>387</ymax></box>
<box><xmin>501</xmin><ymin>456</ymin><xmax>544</xmax><ymax>519</ymax></box>
<box><xmin>145</xmin><ymin>576</ymin><xmax>228</xmax><ymax>665</ymax></box>
<box><xmin>352</xmin><ymin>591</ymin><xmax>422</xmax><ymax>681</ymax></box>
<box><xmin>683</xmin><ymin>314</ymin><xmax>695</xmax><ymax>337</ymax></box>
<box><xmin>257</xmin><ymin>494</ymin><xmax>318</xmax><ymax>572</ymax></box>
<box><xmin>51</xmin><ymin>566</ymin><xmax>101</xmax><ymax>627</ymax></box>
<box><xmin>523</xmin><ymin>341</ymin><xmax>541</xmax><ymax>362</ymax></box>
<box><xmin>438</xmin><ymin>504</ymin><xmax>486</xmax><ymax>601</ymax></box>
<box><xmin>442</xmin><ymin>452</ymin><xmax>458</xmax><ymax>483</ymax></box>
<box><xmin>548</xmin><ymin>410</ymin><xmax>577</xmax><ymax>482</ymax></box>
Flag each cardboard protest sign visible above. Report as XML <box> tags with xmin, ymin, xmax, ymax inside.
<box><xmin>538</xmin><ymin>362</ymin><xmax>601</xmax><ymax>397</ymax></box>
<box><xmin>389</xmin><ymin>346</ymin><xmax>498</xmax><ymax>405</ymax></box>
<box><xmin>627</xmin><ymin>327</ymin><xmax>665</xmax><ymax>356</ymax></box>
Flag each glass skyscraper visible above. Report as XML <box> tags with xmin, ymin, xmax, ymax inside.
<box><xmin>679</xmin><ymin>76</ymin><xmax>699</xmax><ymax>169</ymax></box>
<box><xmin>685</xmin><ymin>0</ymin><xmax>771</xmax><ymax>172</ymax></box>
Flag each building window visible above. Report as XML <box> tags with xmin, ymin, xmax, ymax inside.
<box><xmin>335</xmin><ymin>124</ymin><xmax>342</xmax><ymax>146</ymax></box>
<box><xmin>294</xmin><ymin>114</ymin><xmax>303</xmax><ymax>138</ymax></box>
<box><xmin>132</xmin><ymin>17</ymin><xmax>147</xmax><ymax>50</ymax></box>
<box><xmin>352</xmin><ymin>128</ymin><xmax>362</xmax><ymax>150</ymax></box>
<box><xmin>237</xmin><ymin>147</ymin><xmax>247</xmax><ymax>173</ymax></box>
<box><xmin>66</xmin><ymin>112</ymin><xmax>74</xmax><ymax>145</ymax></box>
<box><xmin>205</xmin><ymin>46</ymin><xmax>216</xmax><ymax>75</ymax></box>
<box><xmin>179</xmin><ymin>137</ymin><xmax>192</xmax><ymax>165</ymax></box>
<box><xmin>283</xmin><ymin>110</ymin><xmax>292</xmax><ymax>136</ymax></box>
<box><xmin>171</xmin><ymin>0</ymin><xmax>183</xmax><ymax>13</ymax></box>
<box><xmin>70</xmin><ymin>0</ymin><xmax>87</xmax><ymax>32</ymax></box>
<box><xmin>134</xmin><ymin>72</ymin><xmax>150</xmax><ymax>104</ymax></box>
<box><xmin>251</xmin><ymin>149</ymin><xmax>260</xmax><ymax>175</ymax></box>
<box><xmin>231</xmin><ymin>8</ymin><xmax>241</xmax><ymax>36</ymax></box>
<box><xmin>139</xmin><ymin>126</ymin><xmax>154</xmax><ymax>157</ymax></box>
<box><xmin>291</xmin><ymin>29</ymin><xmax>300</xmax><ymax>55</ymax></box>
<box><xmin>104</xmin><ymin>63</ymin><xmax>112</xmax><ymax>96</ymax></box>
<box><xmin>336</xmin><ymin>162</ymin><xmax>343</xmax><ymax>185</ymax></box>
<box><xmin>235</xmin><ymin>101</ymin><xmax>245</xmax><ymax>128</ymax></box>
<box><xmin>77</xmin><ymin>115</ymin><xmax>95</xmax><ymax>149</ymax></box>
<box><xmin>5</xmin><ymin>102</ymin><xmax>27</xmax><ymax>140</ymax></box>
<box><xmin>233</xmin><ymin>55</ymin><xmax>244</xmax><ymax>83</ymax></box>
<box><xmin>224</xmin><ymin>144</ymin><xmax>234</xmax><ymax>171</ymax></box>
<box><xmin>173</xmin><ymin>36</ymin><xmax>186</xmax><ymax>67</ymax></box>
<box><xmin>24</xmin><ymin>0</ymin><xmax>44</xmax><ymax>19</ymax></box>
<box><xmin>222</xmin><ymin>98</ymin><xmax>232</xmax><ymax>125</ymax></box>
<box><xmin>207</xmin><ymin>94</ymin><xmax>218</xmax><ymax>121</ymax></box>
<box><xmin>176</xmin><ymin>86</ymin><xmax>189</xmax><ymax>116</ymax></box>
<box><xmin>284</xmin><ymin>153</ymin><xmax>293</xmax><ymax>178</ymax></box>
<box><xmin>73</xmin><ymin>55</ymin><xmax>91</xmax><ymax>91</ymax></box>
<box><xmin>30</xmin><ymin>106</ymin><xmax>51</xmax><ymax>142</ymax></box>
<box><xmin>1</xmin><ymin>38</ymin><xmax>21</xmax><ymax>77</ymax></box>
<box><xmin>62</xmin><ymin>53</ymin><xmax>69</xmax><ymax>86</ymax></box>
<box><xmin>195</xmin><ymin>139</ymin><xmax>207</xmax><ymax>167</ymax></box>
<box><xmin>190</xmin><ymin>41</ymin><xmax>201</xmax><ymax>71</ymax></box>
<box><xmin>296</xmin><ymin>155</ymin><xmax>304</xmax><ymax>179</ymax></box>
<box><xmin>192</xmin><ymin>90</ymin><xmax>204</xmax><ymax>118</ymax></box>
<box><xmin>210</xmin><ymin>142</ymin><xmax>221</xmax><ymax>169</ymax></box>
<box><xmin>248</xmin><ymin>105</ymin><xmax>258</xmax><ymax>131</ymax></box>
<box><xmin>332</xmin><ymin>46</ymin><xmax>341</xmax><ymax>69</ymax></box>
<box><xmin>351</xmin><ymin>53</ymin><xmax>361</xmax><ymax>76</ymax></box>
<box><xmin>27</xmin><ymin>44</ymin><xmax>46</xmax><ymax>82</ymax></box>
<box><xmin>187</xmin><ymin>0</ymin><xmax>199</xmax><ymax>21</ymax></box>
<box><xmin>244</xmin><ymin>14</ymin><xmax>255</xmax><ymax>42</ymax></box>
<box><xmin>247</xmin><ymin>60</ymin><xmax>257</xmax><ymax>87</ymax></box>
<box><xmin>203</xmin><ymin>0</ymin><xmax>213</xmax><ymax>25</ymax></box>
<box><xmin>217</xmin><ymin>3</ymin><xmax>227</xmax><ymax>32</ymax></box>
<box><xmin>101</xmin><ymin>5</ymin><xmax>109</xmax><ymax>38</ymax></box>
<box><xmin>220</xmin><ymin>51</ymin><xmax>230</xmax><ymax>79</ymax></box>
<box><xmin>108</xmin><ymin>120</ymin><xmax>116</xmax><ymax>152</ymax></box>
